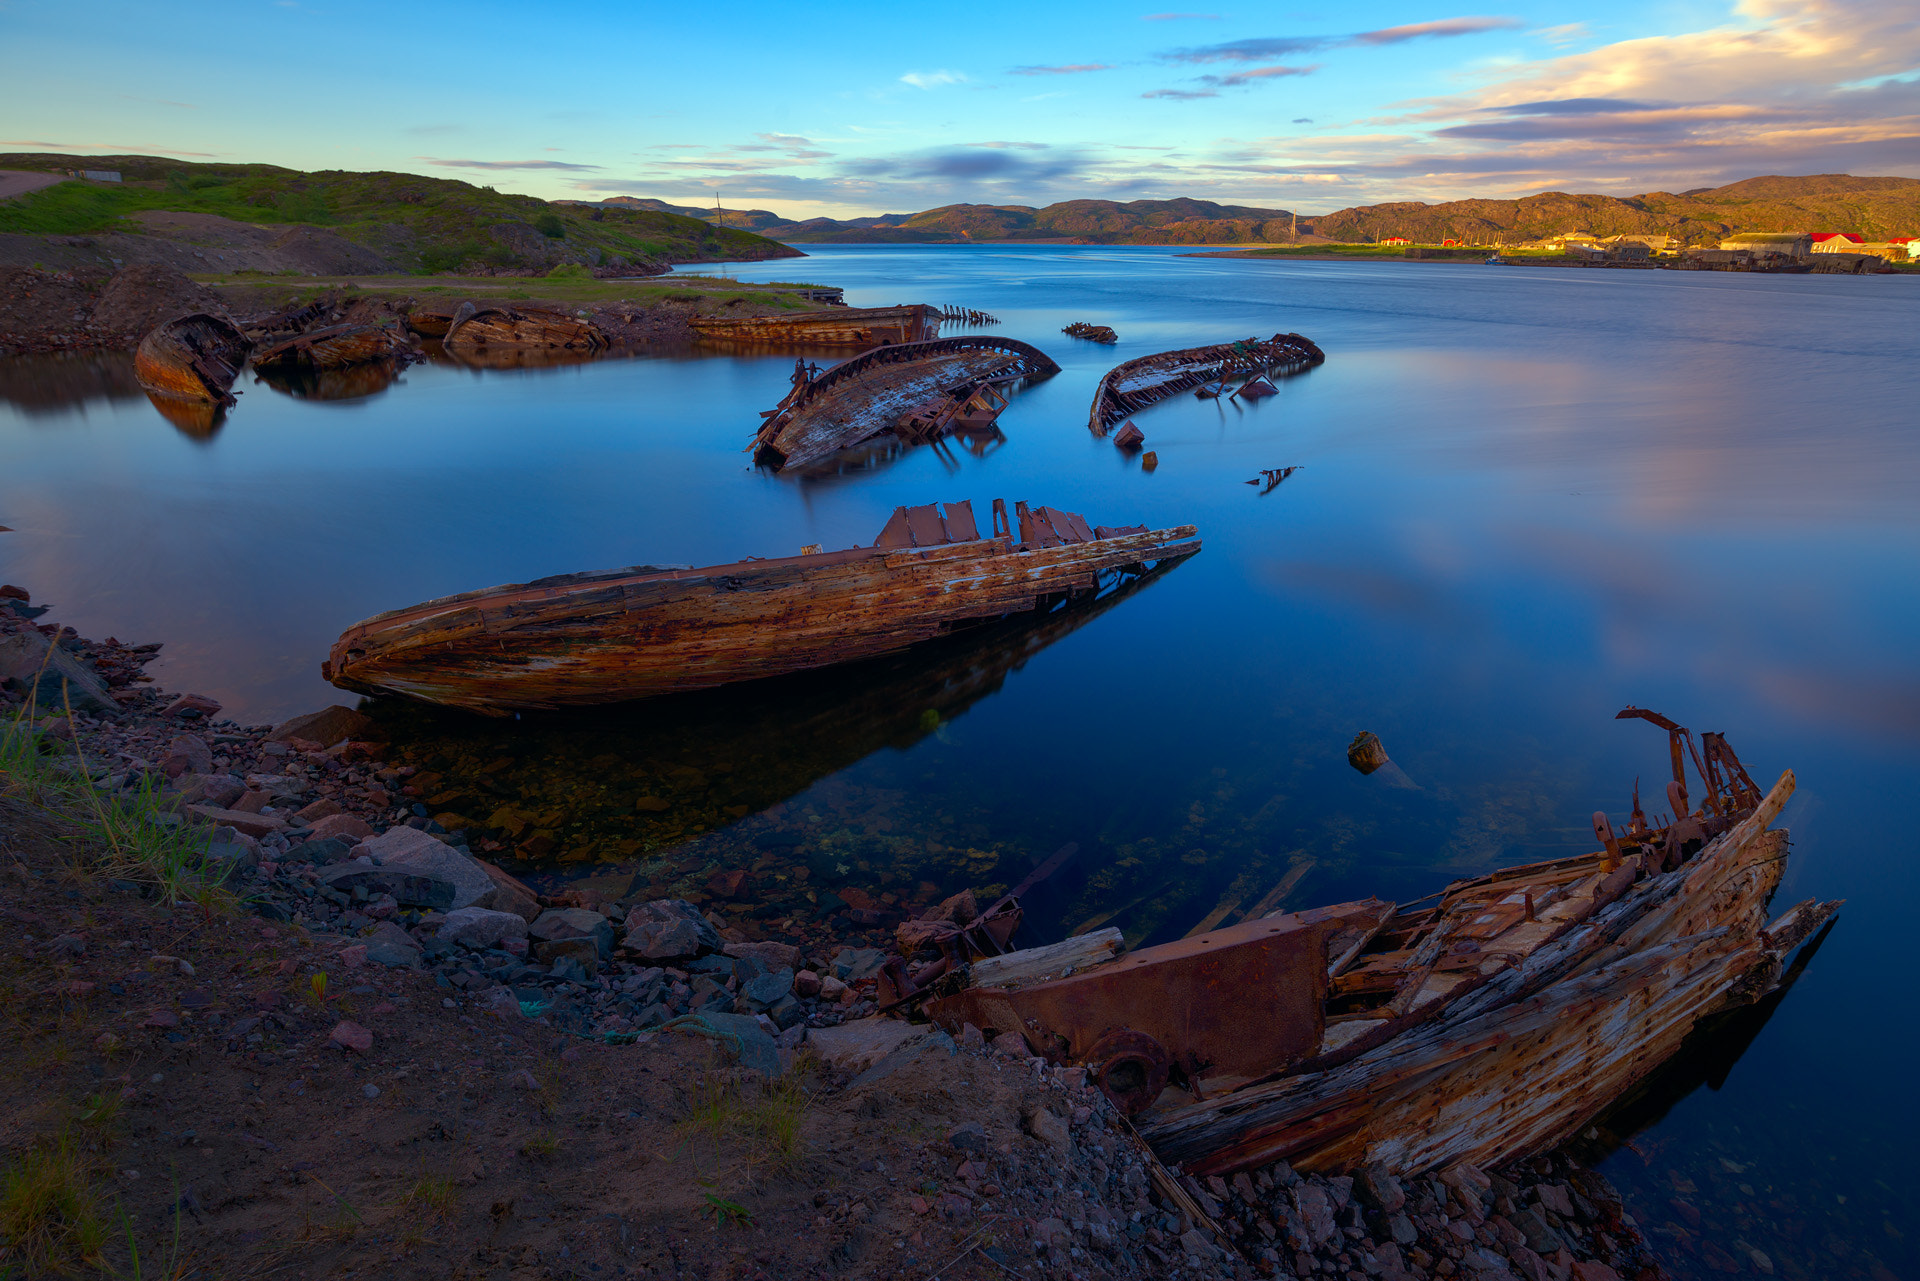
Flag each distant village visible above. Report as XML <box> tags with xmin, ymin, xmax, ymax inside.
<box><xmin>1380</xmin><ymin>229</ymin><xmax>1915</xmax><ymax>271</ymax></box>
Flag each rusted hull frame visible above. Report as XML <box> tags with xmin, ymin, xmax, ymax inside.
<box><xmin>444</xmin><ymin>303</ymin><xmax>608</xmax><ymax>352</ymax></box>
<box><xmin>324</xmin><ymin>521</ymin><xmax>1200</xmax><ymax>714</ymax></box>
<box><xmin>754</xmin><ymin>336</ymin><xmax>1059</xmax><ymax>470</ymax></box>
<box><xmin>691</xmin><ymin>305</ymin><xmax>939</xmax><ymax>347</ymax></box>
<box><xmin>133</xmin><ymin>313</ymin><xmax>252</xmax><ymax>407</ymax></box>
<box><xmin>1087</xmin><ymin>333</ymin><xmax>1324</xmax><ymax>435</ymax></box>
<box><xmin>1136</xmin><ymin>771</ymin><xmax>1840</xmax><ymax>1177</ymax></box>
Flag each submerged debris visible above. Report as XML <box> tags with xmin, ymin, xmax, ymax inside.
<box><xmin>1065</xmin><ymin>321</ymin><xmax>1120</xmax><ymax>343</ymax></box>
<box><xmin>691</xmin><ymin>304</ymin><xmax>937</xmax><ymax>347</ymax></box>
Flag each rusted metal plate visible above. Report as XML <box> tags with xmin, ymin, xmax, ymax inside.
<box><xmin>928</xmin><ymin>909</ymin><xmax>1337</xmax><ymax>1079</ymax></box>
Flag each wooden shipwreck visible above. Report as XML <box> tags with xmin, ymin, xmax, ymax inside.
<box><xmin>753</xmin><ymin>336</ymin><xmax>1059</xmax><ymax>472</ymax></box>
<box><xmin>691</xmin><ymin>304</ymin><xmax>938</xmax><ymax>347</ymax></box>
<box><xmin>133</xmin><ymin>313</ymin><xmax>252</xmax><ymax>408</ymax></box>
<box><xmin>250</xmin><ymin>321</ymin><xmax>416</xmax><ymax>373</ymax></box>
<box><xmin>917</xmin><ymin>710</ymin><xmax>1840</xmax><ymax>1178</ymax></box>
<box><xmin>1087</xmin><ymin>333</ymin><xmax>1324</xmax><ymax>435</ymax></box>
<box><xmin>323</xmin><ymin>499</ymin><xmax>1198</xmax><ymax>714</ymax></box>
<box><xmin>443</xmin><ymin>303</ymin><xmax>608</xmax><ymax>354</ymax></box>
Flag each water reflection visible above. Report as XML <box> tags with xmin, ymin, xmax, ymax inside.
<box><xmin>254</xmin><ymin>359</ymin><xmax>408</xmax><ymax>404</ymax></box>
<box><xmin>0</xmin><ymin>349</ymin><xmax>143</xmax><ymax>417</ymax></box>
<box><xmin>142</xmin><ymin>392</ymin><xmax>227</xmax><ymax>440</ymax></box>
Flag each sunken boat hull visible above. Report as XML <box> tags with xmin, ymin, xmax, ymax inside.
<box><xmin>133</xmin><ymin>313</ymin><xmax>252</xmax><ymax>407</ymax></box>
<box><xmin>692</xmin><ymin>304</ymin><xmax>938</xmax><ymax>347</ymax></box>
<box><xmin>922</xmin><ymin>715</ymin><xmax>1840</xmax><ymax>1179</ymax></box>
<box><xmin>754</xmin><ymin>336</ymin><xmax>1059</xmax><ymax>472</ymax></box>
<box><xmin>250</xmin><ymin>322</ymin><xmax>415</xmax><ymax>373</ymax></box>
<box><xmin>443</xmin><ymin>303</ymin><xmax>607</xmax><ymax>353</ymax></box>
<box><xmin>323</xmin><ymin>500</ymin><xmax>1198</xmax><ymax>714</ymax></box>
<box><xmin>1088</xmin><ymin>333</ymin><xmax>1323</xmax><ymax>435</ymax></box>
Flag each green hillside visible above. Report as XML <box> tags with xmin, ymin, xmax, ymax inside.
<box><xmin>0</xmin><ymin>155</ymin><xmax>800</xmax><ymax>271</ymax></box>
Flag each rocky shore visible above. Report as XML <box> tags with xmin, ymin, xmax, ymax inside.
<box><xmin>0</xmin><ymin>584</ymin><xmax>1667</xmax><ymax>1280</ymax></box>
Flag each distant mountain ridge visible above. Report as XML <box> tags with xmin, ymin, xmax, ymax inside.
<box><xmin>583</xmin><ymin>175</ymin><xmax>1920</xmax><ymax>247</ymax></box>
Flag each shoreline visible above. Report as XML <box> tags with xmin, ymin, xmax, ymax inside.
<box><xmin>0</xmin><ymin>583</ymin><xmax>1671</xmax><ymax>1280</ymax></box>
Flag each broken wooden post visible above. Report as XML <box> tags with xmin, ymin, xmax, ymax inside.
<box><xmin>1113</xmin><ymin>422</ymin><xmax>1146</xmax><ymax>450</ymax></box>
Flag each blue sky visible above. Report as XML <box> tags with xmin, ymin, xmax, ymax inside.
<box><xmin>4</xmin><ymin>0</ymin><xmax>1917</xmax><ymax>217</ymax></box>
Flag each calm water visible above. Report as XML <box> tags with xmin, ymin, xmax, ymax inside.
<box><xmin>3</xmin><ymin>247</ymin><xmax>1916</xmax><ymax>1276</ymax></box>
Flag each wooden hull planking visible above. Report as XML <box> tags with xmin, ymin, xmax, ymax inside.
<box><xmin>251</xmin><ymin>322</ymin><xmax>415</xmax><ymax>372</ymax></box>
<box><xmin>133</xmin><ymin>313</ymin><xmax>252</xmax><ymax>407</ymax></box>
<box><xmin>754</xmin><ymin>336</ymin><xmax>1059</xmax><ymax>471</ymax></box>
<box><xmin>1088</xmin><ymin>333</ymin><xmax>1324</xmax><ymax>435</ymax></box>
<box><xmin>443</xmin><ymin>303</ymin><xmax>608</xmax><ymax>352</ymax></box>
<box><xmin>1130</xmin><ymin>768</ymin><xmax>1838</xmax><ymax>1177</ymax></box>
<box><xmin>323</xmin><ymin>500</ymin><xmax>1198</xmax><ymax>714</ymax></box>
<box><xmin>692</xmin><ymin>304</ymin><xmax>939</xmax><ymax>347</ymax></box>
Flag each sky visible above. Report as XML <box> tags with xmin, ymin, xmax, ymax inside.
<box><xmin>3</xmin><ymin>0</ymin><xmax>1918</xmax><ymax>218</ymax></box>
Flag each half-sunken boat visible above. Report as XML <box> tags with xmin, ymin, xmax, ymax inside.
<box><xmin>133</xmin><ymin>313</ymin><xmax>252</xmax><ymax>408</ymax></box>
<box><xmin>753</xmin><ymin>336</ymin><xmax>1059</xmax><ymax>472</ymax></box>
<box><xmin>916</xmin><ymin>709</ymin><xmax>1839</xmax><ymax>1178</ymax></box>
<box><xmin>692</xmin><ymin>304</ymin><xmax>938</xmax><ymax>347</ymax></box>
<box><xmin>443</xmin><ymin>303</ymin><xmax>608</xmax><ymax>354</ymax></box>
<box><xmin>1087</xmin><ymin>333</ymin><xmax>1324</xmax><ymax>435</ymax></box>
<box><xmin>323</xmin><ymin>499</ymin><xmax>1198</xmax><ymax>714</ymax></box>
<box><xmin>250</xmin><ymin>322</ymin><xmax>416</xmax><ymax>373</ymax></box>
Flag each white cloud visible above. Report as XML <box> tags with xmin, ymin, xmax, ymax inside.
<box><xmin>900</xmin><ymin>69</ymin><xmax>969</xmax><ymax>89</ymax></box>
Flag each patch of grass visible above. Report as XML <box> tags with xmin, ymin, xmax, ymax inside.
<box><xmin>519</xmin><ymin>1133</ymin><xmax>561</xmax><ymax>1160</ymax></box>
<box><xmin>397</xmin><ymin>1176</ymin><xmax>457</xmax><ymax>1217</ymax></box>
<box><xmin>74</xmin><ymin>1091</ymin><xmax>126</xmax><ymax>1137</ymax></box>
<box><xmin>701</xmin><ymin>1192</ymin><xmax>752</xmax><ymax>1229</ymax></box>
<box><xmin>0</xmin><ymin>688</ymin><xmax>238</xmax><ymax>912</ymax></box>
<box><xmin>675</xmin><ymin>1063</ymin><xmax>813</xmax><ymax>1171</ymax></box>
<box><xmin>0</xmin><ymin>1132</ymin><xmax>108</xmax><ymax>1276</ymax></box>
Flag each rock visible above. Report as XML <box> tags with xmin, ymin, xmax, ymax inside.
<box><xmin>1506</xmin><ymin>1208</ymin><xmax>1564</xmax><ymax>1256</ymax></box>
<box><xmin>741</xmin><ymin>968</ymin><xmax>794</xmax><ymax>1012</ymax></box>
<box><xmin>202</xmin><ymin>829</ymin><xmax>259</xmax><ymax>879</ymax></box>
<box><xmin>534</xmin><ymin>936</ymin><xmax>601</xmax><ymax>975</ymax></box>
<box><xmin>290</xmin><ymin>835</ymin><xmax>353</xmax><ymax>865</ymax></box>
<box><xmin>267</xmin><ymin>705</ymin><xmax>376</xmax><ymax>749</ymax></box>
<box><xmin>307</xmin><ymin>813</ymin><xmax>374</xmax><ymax>843</ymax></box>
<box><xmin>1022</xmin><ymin>1106</ymin><xmax>1071</xmax><ymax>1156</ymax></box>
<box><xmin>162</xmin><ymin>734</ymin><xmax>213</xmax><ymax>777</ymax></box>
<box><xmin>530</xmin><ymin>908</ymin><xmax>614</xmax><ymax>957</ymax></box>
<box><xmin>831</xmin><ymin>947</ymin><xmax>889</xmax><ymax>982</ymax></box>
<box><xmin>187</xmin><ymin>805</ymin><xmax>287</xmax><ymax>839</ymax></box>
<box><xmin>1569</xmin><ymin>1265</ymin><xmax>1622</xmax><ymax>1281</ymax></box>
<box><xmin>806</xmin><ymin>1017</ymin><xmax>925</xmax><ymax>1071</ymax></box>
<box><xmin>364</xmin><ymin>921</ymin><xmax>422</xmax><ymax>968</ymax></box>
<box><xmin>792</xmin><ymin>968</ymin><xmax>822</xmax><ymax>998</ymax></box>
<box><xmin>0</xmin><ymin>630</ymin><xmax>116</xmax><ymax>713</ymax></box>
<box><xmin>473</xmin><ymin>858</ymin><xmax>541</xmax><ymax>921</ymax></box>
<box><xmin>817</xmin><ymin>974</ymin><xmax>848</xmax><ymax>1000</ymax></box>
<box><xmin>949</xmin><ymin>1122</ymin><xmax>989</xmax><ymax>1152</ymax></box>
<box><xmin>1358</xmin><ymin>1164</ymin><xmax>1407</xmax><ymax>1212</ymax></box>
<box><xmin>231</xmin><ymin>789</ymin><xmax>270</xmax><ymax>814</ymax></box>
<box><xmin>1033</xmin><ymin>1216</ymin><xmax>1071</xmax><ymax>1252</ymax></box>
<box><xmin>329</xmin><ymin>1020</ymin><xmax>373</xmax><ymax>1053</ymax></box>
<box><xmin>440</xmin><ymin>906</ymin><xmax>530</xmax><ymax>950</ymax></box>
<box><xmin>142</xmin><ymin>1009</ymin><xmax>178</xmax><ymax>1028</ymax></box>
<box><xmin>1293</xmin><ymin>1183</ymin><xmax>1336</xmax><ymax>1248</ymax></box>
<box><xmin>507</xmin><ymin>1068</ymin><xmax>540</xmax><ymax>1090</ymax></box>
<box><xmin>295</xmin><ymin>798</ymin><xmax>344</xmax><ymax>823</ymax></box>
<box><xmin>1179</xmin><ymin>1228</ymin><xmax>1216</xmax><ymax>1260</ymax></box>
<box><xmin>723</xmin><ymin>939</ymin><xmax>803</xmax><ymax>970</ymax></box>
<box><xmin>665</xmin><ymin>1010</ymin><xmax>781</xmax><ymax>1076</ymax></box>
<box><xmin>1533</xmin><ymin>1183</ymin><xmax>1574</xmax><ymax>1218</ymax></box>
<box><xmin>620</xmin><ymin>899</ymin><xmax>721</xmax><ymax>961</ymax></box>
<box><xmin>163</xmin><ymin>693</ymin><xmax>222</xmax><ymax>720</ymax></box>
<box><xmin>764</xmin><ymin>993</ymin><xmax>804</xmax><ymax>1029</ymax></box>
<box><xmin>360</xmin><ymin>826</ymin><xmax>491</xmax><ymax>909</ymax></box>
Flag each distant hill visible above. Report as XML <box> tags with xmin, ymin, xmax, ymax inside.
<box><xmin>613</xmin><ymin>175</ymin><xmax>1920</xmax><ymax>247</ymax></box>
<box><xmin>0</xmin><ymin>155</ymin><xmax>801</xmax><ymax>273</ymax></box>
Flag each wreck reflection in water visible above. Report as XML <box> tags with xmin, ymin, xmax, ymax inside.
<box><xmin>253</xmin><ymin>358</ymin><xmax>408</xmax><ymax>404</ymax></box>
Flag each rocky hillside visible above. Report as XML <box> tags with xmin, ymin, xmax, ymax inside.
<box><xmin>0</xmin><ymin>155</ymin><xmax>802</xmax><ymax>275</ymax></box>
<box><xmin>602</xmin><ymin>174</ymin><xmax>1920</xmax><ymax>247</ymax></box>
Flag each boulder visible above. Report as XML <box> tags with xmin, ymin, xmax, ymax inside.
<box><xmin>439</xmin><ymin>906</ymin><xmax>530</xmax><ymax>950</ymax></box>
<box><xmin>530</xmin><ymin>908</ymin><xmax>614</xmax><ymax>957</ymax></box>
<box><xmin>666</xmin><ymin>1010</ymin><xmax>780</xmax><ymax>1076</ymax></box>
<box><xmin>267</xmin><ymin>705</ymin><xmax>376</xmax><ymax>749</ymax></box>
<box><xmin>317</xmin><ymin>861</ymin><xmax>456</xmax><ymax>912</ymax></box>
<box><xmin>533</xmin><ymin>936</ymin><xmax>600</xmax><ymax>975</ymax></box>
<box><xmin>473</xmin><ymin>858</ymin><xmax>541</xmax><ymax>921</ymax></box>
<box><xmin>162</xmin><ymin>693</ymin><xmax>222</xmax><ymax>719</ymax></box>
<box><xmin>358</xmin><ymin>826</ymin><xmax>492</xmax><ymax>909</ymax></box>
<box><xmin>806</xmin><ymin>1017</ymin><xmax>923</xmax><ymax>1072</ymax></box>
<box><xmin>620</xmin><ymin>899</ymin><xmax>721</xmax><ymax>962</ymax></box>
<box><xmin>741</xmin><ymin>968</ymin><xmax>794</xmax><ymax>1013</ymax></box>
<box><xmin>0</xmin><ymin>630</ymin><xmax>115</xmax><ymax>714</ymax></box>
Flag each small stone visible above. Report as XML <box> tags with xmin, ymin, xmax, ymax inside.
<box><xmin>793</xmin><ymin>968</ymin><xmax>822</xmax><ymax>998</ymax></box>
<box><xmin>507</xmin><ymin>1068</ymin><xmax>540</xmax><ymax>1090</ymax></box>
<box><xmin>1023</xmin><ymin>1107</ymin><xmax>1070</xmax><ymax>1156</ymax></box>
<box><xmin>295</xmin><ymin>798</ymin><xmax>344</xmax><ymax>823</ymax></box>
<box><xmin>440</xmin><ymin>906</ymin><xmax>531</xmax><ymax>949</ymax></box>
<box><xmin>141</xmin><ymin>1010</ymin><xmax>178</xmax><ymax>1028</ymax></box>
<box><xmin>329</xmin><ymin>1020</ymin><xmax>373</xmax><ymax>1053</ymax></box>
<box><xmin>267</xmin><ymin>706</ymin><xmax>375</xmax><ymax>749</ymax></box>
<box><xmin>307</xmin><ymin>813</ymin><xmax>374</xmax><ymax>843</ymax></box>
<box><xmin>361</xmin><ymin>1084</ymin><xmax>380</xmax><ymax>1099</ymax></box>
<box><xmin>164</xmin><ymin>693</ymin><xmax>222</xmax><ymax>719</ymax></box>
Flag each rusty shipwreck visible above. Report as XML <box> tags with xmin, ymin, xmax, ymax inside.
<box><xmin>133</xmin><ymin>313</ymin><xmax>252</xmax><ymax>408</ymax></box>
<box><xmin>1088</xmin><ymin>333</ymin><xmax>1324</xmax><ymax>436</ymax></box>
<box><xmin>752</xmin><ymin>336</ymin><xmax>1059</xmax><ymax>472</ymax></box>
<box><xmin>901</xmin><ymin>710</ymin><xmax>1838</xmax><ymax>1179</ymax></box>
<box><xmin>692</xmin><ymin>304</ymin><xmax>939</xmax><ymax>348</ymax></box>
<box><xmin>323</xmin><ymin>499</ymin><xmax>1198</xmax><ymax>714</ymax></box>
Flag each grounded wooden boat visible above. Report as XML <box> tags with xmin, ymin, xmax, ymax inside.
<box><xmin>323</xmin><ymin>499</ymin><xmax>1198</xmax><ymax>714</ymax></box>
<box><xmin>753</xmin><ymin>336</ymin><xmax>1058</xmax><ymax>472</ymax></box>
<box><xmin>1087</xmin><ymin>333</ymin><xmax>1324</xmax><ymax>435</ymax></box>
<box><xmin>691</xmin><ymin>304</ymin><xmax>938</xmax><ymax>347</ymax></box>
<box><xmin>250</xmin><ymin>322</ymin><xmax>416</xmax><ymax>372</ymax></box>
<box><xmin>923</xmin><ymin>712</ymin><xmax>1840</xmax><ymax>1178</ymax></box>
<box><xmin>443</xmin><ymin>303</ymin><xmax>607</xmax><ymax>353</ymax></box>
<box><xmin>133</xmin><ymin>313</ymin><xmax>252</xmax><ymax>407</ymax></box>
